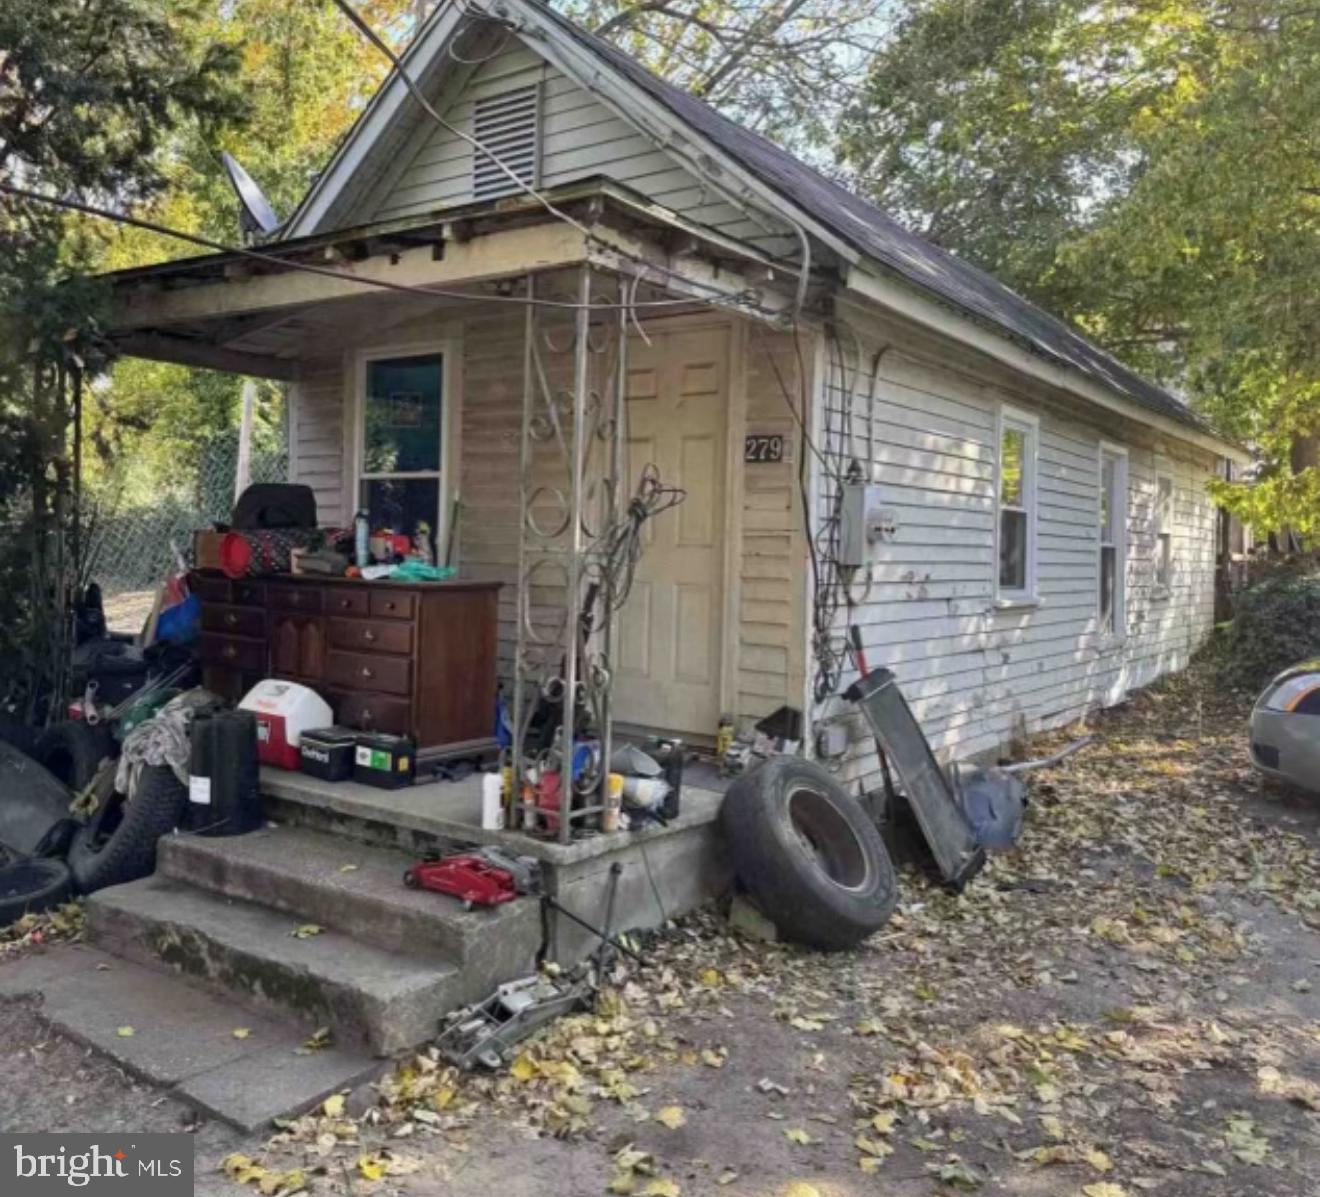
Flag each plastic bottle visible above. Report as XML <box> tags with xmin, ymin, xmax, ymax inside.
<box><xmin>354</xmin><ymin>510</ymin><xmax>370</xmax><ymax>568</ymax></box>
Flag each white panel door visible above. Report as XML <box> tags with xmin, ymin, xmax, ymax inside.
<box><xmin>612</xmin><ymin>328</ymin><xmax>728</xmax><ymax>736</ymax></box>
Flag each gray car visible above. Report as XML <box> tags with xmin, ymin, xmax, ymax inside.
<box><xmin>1250</xmin><ymin>660</ymin><xmax>1320</xmax><ymax>793</ymax></box>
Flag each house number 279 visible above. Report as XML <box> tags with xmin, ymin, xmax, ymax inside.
<box><xmin>744</xmin><ymin>434</ymin><xmax>785</xmax><ymax>463</ymax></box>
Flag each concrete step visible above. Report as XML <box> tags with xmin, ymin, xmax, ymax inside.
<box><xmin>0</xmin><ymin>943</ymin><xmax>384</xmax><ymax>1132</ymax></box>
<box><xmin>87</xmin><ymin>876</ymin><xmax>466</xmax><ymax>1055</ymax></box>
<box><xmin>157</xmin><ymin>825</ymin><xmax>541</xmax><ymax>973</ymax></box>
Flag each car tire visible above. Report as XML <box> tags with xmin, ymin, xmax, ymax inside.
<box><xmin>67</xmin><ymin>764</ymin><xmax>186</xmax><ymax>894</ymax></box>
<box><xmin>32</xmin><ymin>721</ymin><xmax>114</xmax><ymax>791</ymax></box>
<box><xmin>0</xmin><ymin>858</ymin><xmax>74</xmax><ymax>928</ymax></box>
<box><xmin>721</xmin><ymin>756</ymin><xmax>898</xmax><ymax>951</ymax></box>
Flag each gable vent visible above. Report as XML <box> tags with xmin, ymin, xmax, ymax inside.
<box><xmin>472</xmin><ymin>85</ymin><xmax>540</xmax><ymax>201</ymax></box>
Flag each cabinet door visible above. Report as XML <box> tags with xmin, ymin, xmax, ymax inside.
<box><xmin>299</xmin><ymin>618</ymin><xmax>326</xmax><ymax>681</ymax></box>
<box><xmin>271</xmin><ymin>614</ymin><xmax>327</xmax><ymax>682</ymax></box>
<box><xmin>271</xmin><ymin>614</ymin><xmax>301</xmax><ymax>677</ymax></box>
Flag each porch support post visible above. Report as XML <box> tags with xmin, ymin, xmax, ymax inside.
<box><xmin>511</xmin><ymin>275</ymin><xmax>536</xmax><ymax>828</ymax></box>
<box><xmin>558</xmin><ymin>266</ymin><xmax>592</xmax><ymax>843</ymax></box>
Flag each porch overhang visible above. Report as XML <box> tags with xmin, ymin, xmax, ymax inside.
<box><xmin>101</xmin><ymin>179</ymin><xmax>815</xmax><ymax>381</ymax></box>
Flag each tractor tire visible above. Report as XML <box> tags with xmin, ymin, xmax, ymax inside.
<box><xmin>67</xmin><ymin>763</ymin><xmax>186</xmax><ymax>895</ymax></box>
<box><xmin>721</xmin><ymin>756</ymin><xmax>897</xmax><ymax>951</ymax></box>
<box><xmin>0</xmin><ymin>858</ymin><xmax>73</xmax><ymax>928</ymax></box>
<box><xmin>33</xmin><ymin>720</ymin><xmax>114</xmax><ymax>791</ymax></box>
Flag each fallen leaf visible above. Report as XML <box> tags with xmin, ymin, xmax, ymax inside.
<box><xmin>323</xmin><ymin>1093</ymin><xmax>346</xmax><ymax>1118</ymax></box>
<box><xmin>784</xmin><ymin>1127</ymin><xmax>815</xmax><ymax>1145</ymax></box>
<box><xmin>654</xmin><ymin>1105</ymin><xmax>687</xmax><ymax>1130</ymax></box>
<box><xmin>291</xmin><ymin>924</ymin><xmax>323</xmax><ymax>939</ymax></box>
<box><xmin>116</xmin><ymin>1026</ymin><xmax>134</xmax><ymax>1038</ymax></box>
<box><xmin>232</xmin><ymin>1028</ymin><xmax>251</xmax><ymax>1040</ymax></box>
<box><xmin>641</xmin><ymin>1181</ymin><xmax>680</xmax><ymax>1197</ymax></box>
<box><xmin>1082</xmin><ymin>1185</ymin><xmax>1127</xmax><ymax>1197</ymax></box>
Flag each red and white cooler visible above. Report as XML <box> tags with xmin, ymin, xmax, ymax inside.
<box><xmin>238</xmin><ymin>680</ymin><xmax>334</xmax><ymax>771</ymax></box>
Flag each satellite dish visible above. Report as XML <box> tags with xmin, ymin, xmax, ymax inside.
<box><xmin>221</xmin><ymin>151</ymin><xmax>282</xmax><ymax>241</ymax></box>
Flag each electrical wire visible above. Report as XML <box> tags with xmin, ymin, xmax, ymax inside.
<box><xmin>329</xmin><ymin>0</ymin><xmax>800</xmax><ymax>319</ymax></box>
<box><xmin>0</xmin><ymin>181</ymin><xmax>729</xmax><ymax>315</ymax></box>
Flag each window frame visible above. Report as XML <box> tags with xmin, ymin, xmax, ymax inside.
<box><xmin>994</xmin><ymin>404</ymin><xmax>1040</xmax><ymax>606</ymax></box>
<box><xmin>1153</xmin><ymin>463</ymin><xmax>1175</xmax><ymax>599</ymax></box>
<box><xmin>1097</xmin><ymin>441</ymin><xmax>1128</xmax><ymax>638</ymax></box>
<box><xmin>350</xmin><ymin>339</ymin><xmax>458</xmax><ymax>561</ymax></box>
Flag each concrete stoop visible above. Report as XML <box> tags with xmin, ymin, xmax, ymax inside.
<box><xmin>3</xmin><ymin>783</ymin><xmax>728</xmax><ymax>1131</ymax></box>
<box><xmin>85</xmin><ymin>827</ymin><xmax>542</xmax><ymax>1057</ymax></box>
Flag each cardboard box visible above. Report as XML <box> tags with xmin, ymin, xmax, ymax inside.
<box><xmin>193</xmin><ymin>529</ymin><xmax>225</xmax><ymax>571</ymax></box>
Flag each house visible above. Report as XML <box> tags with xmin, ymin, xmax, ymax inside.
<box><xmin>103</xmin><ymin>0</ymin><xmax>1244</xmax><ymax>802</ymax></box>
<box><xmin>37</xmin><ymin>0</ymin><xmax>1249</xmax><ymax>1115</ymax></box>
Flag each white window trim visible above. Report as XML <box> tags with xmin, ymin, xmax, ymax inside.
<box><xmin>1098</xmin><ymin>441</ymin><xmax>1128</xmax><ymax>640</ymax></box>
<box><xmin>993</xmin><ymin>403</ymin><xmax>1040</xmax><ymax>608</ymax></box>
<box><xmin>1153</xmin><ymin>459</ymin><xmax>1175</xmax><ymax>601</ymax></box>
<box><xmin>348</xmin><ymin>337</ymin><xmax>461</xmax><ymax>561</ymax></box>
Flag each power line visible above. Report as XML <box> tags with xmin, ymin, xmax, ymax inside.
<box><xmin>0</xmin><ymin>181</ymin><xmax>719</xmax><ymax>314</ymax></box>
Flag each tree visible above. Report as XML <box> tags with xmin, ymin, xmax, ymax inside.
<box><xmin>837</xmin><ymin>0</ymin><xmax>1320</xmax><ymax>539</ymax></box>
<box><xmin>0</xmin><ymin>0</ymin><xmax>242</xmax><ymax>713</ymax></box>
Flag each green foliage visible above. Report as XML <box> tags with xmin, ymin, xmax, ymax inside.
<box><xmin>1220</xmin><ymin>566</ymin><xmax>1320</xmax><ymax>691</ymax></box>
<box><xmin>0</xmin><ymin>0</ymin><xmax>243</xmax><ymax>714</ymax></box>
<box><xmin>838</xmin><ymin>0</ymin><xmax>1320</xmax><ymax>537</ymax></box>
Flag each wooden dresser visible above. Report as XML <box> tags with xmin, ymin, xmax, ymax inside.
<box><xmin>190</xmin><ymin>572</ymin><xmax>500</xmax><ymax>761</ymax></box>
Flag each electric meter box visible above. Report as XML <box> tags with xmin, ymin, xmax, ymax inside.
<box><xmin>839</xmin><ymin>483</ymin><xmax>897</xmax><ymax>566</ymax></box>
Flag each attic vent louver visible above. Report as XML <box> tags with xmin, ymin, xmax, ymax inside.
<box><xmin>472</xmin><ymin>85</ymin><xmax>540</xmax><ymax>201</ymax></box>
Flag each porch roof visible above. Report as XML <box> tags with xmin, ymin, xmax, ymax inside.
<box><xmin>99</xmin><ymin>179</ymin><xmax>803</xmax><ymax>380</ymax></box>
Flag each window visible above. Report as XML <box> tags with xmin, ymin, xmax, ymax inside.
<box><xmin>472</xmin><ymin>86</ymin><xmax>540</xmax><ymax>201</ymax></box>
<box><xmin>996</xmin><ymin>408</ymin><xmax>1038</xmax><ymax>600</ymax></box>
<box><xmin>359</xmin><ymin>352</ymin><xmax>445</xmax><ymax>562</ymax></box>
<box><xmin>1098</xmin><ymin>446</ymin><xmax>1127</xmax><ymax>635</ymax></box>
<box><xmin>1154</xmin><ymin>470</ymin><xmax>1174</xmax><ymax>593</ymax></box>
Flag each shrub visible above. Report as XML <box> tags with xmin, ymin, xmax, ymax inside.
<box><xmin>1222</xmin><ymin>568</ymin><xmax>1320</xmax><ymax>692</ymax></box>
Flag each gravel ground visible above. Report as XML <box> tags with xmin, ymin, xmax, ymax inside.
<box><xmin>4</xmin><ymin>664</ymin><xmax>1320</xmax><ymax>1197</ymax></box>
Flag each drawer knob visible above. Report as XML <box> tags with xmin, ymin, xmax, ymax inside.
<box><xmin>224</xmin><ymin>612</ymin><xmax>237</xmax><ymax>626</ymax></box>
<box><xmin>361</xmin><ymin>667</ymin><xmax>374</xmax><ymax>679</ymax></box>
<box><xmin>223</xmin><ymin>645</ymin><xmax>237</xmax><ymax>660</ymax></box>
<box><xmin>340</xmin><ymin>598</ymin><xmax>350</xmax><ymax>608</ymax></box>
<box><xmin>290</xmin><ymin>594</ymin><xmax>301</xmax><ymax>607</ymax></box>
<box><xmin>385</xmin><ymin>601</ymin><xmax>396</xmax><ymax>611</ymax></box>
<box><xmin>363</xmin><ymin>630</ymin><xmax>376</xmax><ymax>643</ymax></box>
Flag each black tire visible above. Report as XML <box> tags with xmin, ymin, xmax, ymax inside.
<box><xmin>721</xmin><ymin>757</ymin><xmax>898</xmax><ymax>951</ymax></box>
<box><xmin>67</xmin><ymin>763</ymin><xmax>186</xmax><ymax>894</ymax></box>
<box><xmin>0</xmin><ymin>714</ymin><xmax>40</xmax><ymax>758</ymax></box>
<box><xmin>33</xmin><ymin>721</ymin><xmax>114</xmax><ymax>791</ymax></box>
<box><xmin>0</xmin><ymin>858</ymin><xmax>73</xmax><ymax>927</ymax></box>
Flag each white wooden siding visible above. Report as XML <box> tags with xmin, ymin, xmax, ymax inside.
<box><xmin>289</xmin><ymin>307</ymin><xmax>805</xmax><ymax>724</ymax></box>
<box><xmin>814</xmin><ymin>321</ymin><xmax>1220</xmax><ymax>780</ymax></box>
<box><xmin>368</xmin><ymin>40</ymin><xmax>796</xmax><ymax>256</ymax></box>
<box><xmin>288</xmin><ymin>362</ymin><xmax>346</xmax><ymax>527</ymax></box>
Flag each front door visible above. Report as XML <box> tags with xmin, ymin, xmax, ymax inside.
<box><xmin>612</xmin><ymin>327</ymin><xmax>728</xmax><ymax>738</ymax></box>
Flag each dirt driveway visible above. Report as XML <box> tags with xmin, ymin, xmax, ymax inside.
<box><xmin>5</xmin><ymin>665</ymin><xmax>1320</xmax><ymax>1197</ymax></box>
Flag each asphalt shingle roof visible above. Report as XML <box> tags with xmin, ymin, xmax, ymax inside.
<box><xmin>537</xmin><ymin>2</ymin><xmax>1208</xmax><ymax>435</ymax></box>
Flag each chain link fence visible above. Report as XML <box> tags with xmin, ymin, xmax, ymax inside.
<box><xmin>90</xmin><ymin>430</ymin><xmax>288</xmax><ymax>599</ymax></box>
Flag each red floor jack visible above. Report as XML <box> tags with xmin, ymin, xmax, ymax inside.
<box><xmin>404</xmin><ymin>847</ymin><xmax>540</xmax><ymax>910</ymax></box>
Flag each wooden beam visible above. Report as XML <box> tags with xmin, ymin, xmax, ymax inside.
<box><xmin>111</xmin><ymin>222</ymin><xmax>590</xmax><ymax>332</ymax></box>
<box><xmin>114</xmin><ymin>332</ymin><xmax>298</xmax><ymax>381</ymax></box>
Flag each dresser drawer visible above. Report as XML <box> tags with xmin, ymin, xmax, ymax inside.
<box><xmin>202</xmin><ymin>604</ymin><xmax>265</xmax><ymax>638</ymax></box>
<box><xmin>232</xmin><ymin>580</ymin><xmax>267</xmax><ymax>607</ymax></box>
<box><xmin>370</xmin><ymin>590</ymin><xmax>416</xmax><ymax>620</ymax></box>
<box><xmin>326</xmin><ymin>650</ymin><xmax>411</xmax><ymax>696</ymax></box>
<box><xmin>325</xmin><ymin>588</ymin><xmax>370</xmax><ymax>616</ymax></box>
<box><xmin>328</xmin><ymin>617</ymin><xmax>412</xmax><ymax>655</ymax></box>
<box><xmin>200</xmin><ymin>633</ymin><xmax>265</xmax><ymax>673</ymax></box>
<box><xmin>191</xmin><ymin>574</ymin><xmax>231</xmax><ymax>603</ymax></box>
<box><xmin>269</xmin><ymin>585</ymin><xmax>322</xmax><ymax>613</ymax></box>
<box><xmin>331</xmin><ymin>690</ymin><xmax>411</xmax><ymax>736</ymax></box>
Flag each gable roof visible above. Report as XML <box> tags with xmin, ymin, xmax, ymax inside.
<box><xmin>292</xmin><ymin>0</ymin><xmax>1220</xmax><ymax>444</ymax></box>
<box><xmin>529</xmin><ymin>2</ymin><xmax>1205</xmax><ymax>436</ymax></box>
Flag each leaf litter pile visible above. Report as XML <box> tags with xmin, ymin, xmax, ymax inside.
<box><xmin>225</xmin><ymin>664</ymin><xmax>1320</xmax><ymax>1196</ymax></box>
